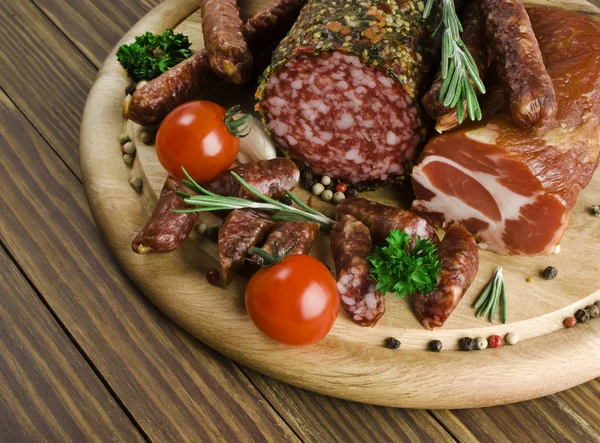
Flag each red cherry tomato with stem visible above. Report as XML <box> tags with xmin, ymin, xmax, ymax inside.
<box><xmin>245</xmin><ymin>254</ymin><xmax>339</xmax><ymax>346</ymax></box>
<box><xmin>156</xmin><ymin>101</ymin><xmax>244</xmax><ymax>182</ymax></box>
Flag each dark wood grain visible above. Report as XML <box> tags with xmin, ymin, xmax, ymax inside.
<box><xmin>0</xmin><ymin>88</ymin><xmax>296</xmax><ymax>441</ymax></box>
<box><xmin>0</xmin><ymin>245</ymin><xmax>143</xmax><ymax>442</ymax></box>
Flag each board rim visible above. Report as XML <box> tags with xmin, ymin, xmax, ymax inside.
<box><xmin>80</xmin><ymin>0</ymin><xmax>600</xmax><ymax>409</ymax></box>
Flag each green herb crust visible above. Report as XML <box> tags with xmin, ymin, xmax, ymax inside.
<box><xmin>367</xmin><ymin>230</ymin><xmax>441</xmax><ymax>298</ymax></box>
<box><xmin>116</xmin><ymin>29</ymin><xmax>192</xmax><ymax>81</ymax></box>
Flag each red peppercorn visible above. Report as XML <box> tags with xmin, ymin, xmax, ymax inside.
<box><xmin>120</xmin><ymin>145</ymin><xmax>126</xmax><ymax>155</ymax></box>
<box><xmin>335</xmin><ymin>183</ymin><xmax>347</xmax><ymax>193</ymax></box>
<box><xmin>564</xmin><ymin>316</ymin><xmax>577</xmax><ymax>328</ymax></box>
<box><xmin>488</xmin><ymin>335</ymin><xmax>503</xmax><ymax>348</ymax></box>
<box><xmin>206</xmin><ymin>268</ymin><xmax>220</xmax><ymax>286</ymax></box>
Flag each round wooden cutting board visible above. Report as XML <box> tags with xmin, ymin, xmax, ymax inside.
<box><xmin>80</xmin><ymin>0</ymin><xmax>600</xmax><ymax>408</ymax></box>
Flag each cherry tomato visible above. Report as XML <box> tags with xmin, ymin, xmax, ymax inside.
<box><xmin>245</xmin><ymin>255</ymin><xmax>339</xmax><ymax>346</ymax></box>
<box><xmin>156</xmin><ymin>101</ymin><xmax>238</xmax><ymax>182</ymax></box>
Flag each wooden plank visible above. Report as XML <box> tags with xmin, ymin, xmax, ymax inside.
<box><xmin>0</xmin><ymin>246</ymin><xmax>143</xmax><ymax>442</ymax></box>
<box><xmin>432</xmin><ymin>387</ymin><xmax>600</xmax><ymax>442</ymax></box>
<box><xmin>31</xmin><ymin>0</ymin><xmax>146</xmax><ymax>67</ymax></box>
<box><xmin>243</xmin><ymin>369</ymin><xmax>454</xmax><ymax>442</ymax></box>
<box><xmin>0</xmin><ymin>90</ymin><xmax>296</xmax><ymax>441</ymax></box>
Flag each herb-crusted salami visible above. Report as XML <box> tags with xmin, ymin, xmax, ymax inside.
<box><xmin>256</xmin><ymin>0</ymin><xmax>439</xmax><ymax>188</ymax></box>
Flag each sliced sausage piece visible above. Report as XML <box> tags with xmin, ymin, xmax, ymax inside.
<box><xmin>336</xmin><ymin>198</ymin><xmax>439</xmax><ymax>246</ymax></box>
<box><xmin>199</xmin><ymin>0</ymin><xmax>253</xmax><ymax>84</ymax></box>
<box><xmin>422</xmin><ymin>1</ymin><xmax>490</xmax><ymax>132</ymax></box>
<box><xmin>204</xmin><ymin>158</ymin><xmax>300</xmax><ymax>201</ymax></box>
<box><xmin>413</xmin><ymin>225</ymin><xmax>479</xmax><ymax>329</ymax></box>
<box><xmin>330</xmin><ymin>214</ymin><xmax>385</xmax><ymax>327</ymax></box>
<box><xmin>250</xmin><ymin>220</ymin><xmax>319</xmax><ymax>263</ymax></box>
<box><xmin>126</xmin><ymin>0</ymin><xmax>307</xmax><ymax>125</ymax></box>
<box><xmin>132</xmin><ymin>177</ymin><xmax>198</xmax><ymax>254</ymax></box>
<box><xmin>218</xmin><ymin>209</ymin><xmax>275</xmax><ymax>285</ymax></box>
<box><xmin>479</xmin><ymin>0</ymin><xmax>557</xmax><ymax>128</ymax></box>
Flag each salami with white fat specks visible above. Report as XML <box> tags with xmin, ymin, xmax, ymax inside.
<box><xmin>132</xmin><ymin>177</ymin><xmax>198</xmax><ymax>254</ymax></box>
<box><xmin>414</xmin><ymin>225</ymin><xmax>479</xmax><ymax>329</ymax></box>
<box><xmin>256</xmin><ymin>0</ymin><xmax>441</xmax><ymax>189</ymax></box>
<box><xmin>331</xmin><ymin>214</ymin><xmax>385</xmax><ymax>327</ymax></box>
<box><xmin>218</xmin><ymin>209</ymin><xmax>275</xmax><ymax>285</ymax></box>
<box><xmin>336</xmin><ymin>198</ymin><xmax>439</xmax><ymax>246</ymax></box>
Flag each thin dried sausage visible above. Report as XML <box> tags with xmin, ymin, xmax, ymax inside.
<box><xmin>479</xmin><ymin>0</ymin><xmax>557</xmax><ymax>128</ymax></box>
<box><xmin>132</xmin><ymin>177</ymin><xmax>198</xmax><ymax>254</ymax></box>
<box><xmin>336</xmin><ymin>198</ymin><xmax>439</xmax><ymax>246</ymax></box>
<box><xmin>250</xmin><ymin>220</ymin><xmax>319</xmax><ymax>264</ymax></box>
<box><xmin>413</xmin><ymin>225</ymin><xmax>479</xmax><ymax>329</ymax></box>
<box><xmin>330</xmin><ymin>214</ymin><xmax>385</xmax><ymax>327</ymax></box>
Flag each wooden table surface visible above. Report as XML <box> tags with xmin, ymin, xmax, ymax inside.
<box><xmin>1</xmin><ymin>0</ymin><xmax>599</xmax><ymax>441</ymax></box>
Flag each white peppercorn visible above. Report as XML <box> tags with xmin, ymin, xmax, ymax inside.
<box><xmin>321</xmin><ymin>175</ymin><xmax>331</xmax><ymax>186</ymax></box>
<box><xmin>123</xmin><ymin>141</ymin><xmax>136</xmax><ymax>155</ymax></box>
<box><xmin>505</xmin><ymin>332</ymin><xmax>519</xmax><ymax>345</ymax></box>
<box><xmin>123</xmin><ymin>153</ymin><xmax>134</xmax><ymax>165</ymax></box>
<box><xmin>139</xmin><ymin>131</ymin><xmax>151</xmax><ymax>144</ymax></box>
<box><xmin>311</xmin><ymin>183</ymin><xmax>324</xmax><ymax>196</ymax></box>
<box><xmin>321</xmin><ymin>189</ymin><xmax>333</xmax><ymax>202</ymax></box>
<box><xmin>196</xmin><ymin>223</ymin><xmax>208</xmax><ymax>235</ymax></box>
<box><xmin>475</xmin><ymin>337</ymin><xmax>488</xmax><ymax>350</ymax></box>
<box><xmin>332</xmin><ymin>191</ymin><xmax>346</xmax><ymax>204</ymax></box>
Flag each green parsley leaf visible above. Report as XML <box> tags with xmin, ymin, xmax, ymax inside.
<box><xmin>367</xmin><ymin>230</ymin><xmax>441</xmax><ymax>298</ymax></box>
<box><xmin>116</xmin><ymin>29</ymin><xmax>192</xmax><ymax>81</ymax></box>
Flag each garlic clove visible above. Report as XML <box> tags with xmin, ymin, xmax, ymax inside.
<box><xmin>236</xmin><ymin>116</ymin><xmax>277</xmax><ymax>164</ymax></box>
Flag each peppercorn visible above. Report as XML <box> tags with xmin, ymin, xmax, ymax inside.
<box><xmin>118</xmin><ymin>133</ymin><xmax>131</xmax><ymax>145</ymax></box>
<box><xmin>312</xmin><ymin>183</ymin><xmax>324</xmax><ymax>196</ymax></box>
<box><xmin>206</xmin><ymin>226</ymin><xmax>219</xmax><ymax>243</ymax></box>
<box><xmin>280</xmin><ymin>195</ymin><xmax>293</xmax><ymax>206</ymax></box>
<box><xmin>196</xmin><ymin>223</ymin><xmax>207</xmax><ymax>235</ymax></box>
<box><xmin>332</xmin><ymin>192</ymin><xmax>346</xmax><ymax>205</ymax></box>
<box><xmin>123</xmin><ymin>153</ymin><xmax>134</xmax><ymax>165</ymax></box>
<box><xmin>335</xmin><ymin>183</ymin><xmax>347</xmax><ymax>193</ymax></box>
<box><xmin>386</xmin><ymin>337</ymin><xmax>401</xmax><ymax>349</ymax></box>
<box><xmin>475</xmin><ymin>337</ymin><xmax>488</xmax><ymax>350</ymax></box>
<box><xmin>542</xmin><ymin>266</ymin><xmax>558</xmax><ymax>280</ymax></box>
<box><xmin>324</xmin><ymin>183</ymin><xmax>335</xmax><ymax>192</ymax></box>
<box><xmin>459</xmin><ymin>337</ymin><xmax>477</xmax><ymax>351</ymax></box>
<box><xmin>321</xmin><ymin>175</ymin><xmax>332</xmax><ymax>186</ymax></box>
<box><xmin>125</xmin><ymin>83</ymin><xmax>136</xmax><ymax>96</ymax></box>
<box><xmin>123</xmin><ymin>141</ymin><xmax>136</xmax><ymax>155</ymax></box>
<box><xmin>526</xmin><ymin>277</ymin><xmax>533</xmax><ymax>283</ymax></box>
<box><xmin>346</xmin><ymin>187</ymin><xmax>359</xmax><ymax>198</ymax></box>
<box><xmin>488</xmin><ymin>335</ymin><xmax>503</xmax><ymax>348</ymax></box>
<box><xmin>592</xmin><ymin>205</ymin><xmax>600</xmax><ymax>217</ymax></box>
<box><xmin>300</xmin><ymin>170</ymin><xmax>315</xmax><ymax>190</ymax></box>
<box><xmin>321</xmin><ymin>189</ymin><xmax>333</xmax><ymax>202</ymax></box>
<box><xmin>588</xmin><ymin>304</ymin><xmax>600</xmax><ymax>318</ymax></box>
<box><xmin>564</xmin><ymin>317</ymin><xmax>577</xmax><ymax>328</ymax></box>
<box><xmin>575</xmin><ymin>309</ymin><xmax>589</xmax><ymax>324</ymax></box>
<box><xmin>429</xmin><ymin>340</ymin><xmax>442</xmax><ymax>352</ymax></box>
<box><xmin>206</xmin><ymin>269</ymin><xmax>220</xmax><ymax>286</ymax></box>
<box><xmin>505</xmin><ymin>332</ymin><xmax>519</xmax><ymax>346</ymax></box>
<box><xmin>129</xmin><ymin>177</ymin><xmax>143</xmax><ymax>194</ymax></box>
<box><xmin>140</xmin><ymin>131</ymin><xmax>151</xmax><ymax>144</ymax></box>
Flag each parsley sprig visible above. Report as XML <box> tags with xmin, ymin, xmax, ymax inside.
<box><xmin>116</xmin><ymin>29</ymin><xmax>192</xmax><ymax>81</ymax></box>
<box><xmin>424</xmin><ymin>0</ymin><xmax>486</xmax><ymax>123</ymax></box>
<box><xmin>367</xmin><ymin>230</ymin><xmax>441</xmax><ymax>297</ymax></box>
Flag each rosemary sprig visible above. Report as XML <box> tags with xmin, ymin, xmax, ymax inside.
<box><xmin>424</xmin><ymin>0</ymin><xmax>486</xmax><ymax>123</ymax></box>
<box><xmin>473</xmin><ymin>267</ymin><xmax>507</xmax><ymax>323</ymax></box>
<box><xmin>175</xmin><ymin>168</ymin><xmax>336</xmax><ymax>227</ymax></box>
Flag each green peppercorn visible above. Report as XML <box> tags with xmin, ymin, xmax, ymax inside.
<box><xmin>575</xmin><ymin>309</ymin><xmax>589</xmax><ymax>323</ymax></box>
<box><xmin>206</xmin><ymin>226</ymin><xmax>219</xmax><ymax>243</ymax></box>
<box><xmin>542</xmin><ymin>266</ymin><xmax>558</xmax><ymax>280</ymax></box>
<box><xmin>386</xmin><ymin>337</ymin><xmax>401</xmax><ymax>349</ymax></box>
<box><xmin>118</xmin><ymin>133</ymin><xmax>131</xmax><ymax>145</ymax></box>
<box><xmin>589</xmin><ymin>304</ymin><xmax>600</xmax><ymax>318</ymax></box>
<box><xmin>459</xmin><ymin>337</ymin><xmax>477</xmax><ymax>351</ymax></box>
<box><xmin>592</xmin><ymin>205</ymin><xmax>600</xmax><ymax>217</ymax></box>
<box><xmin>280</xmin><ymin>195</ymin><xmax>293</xmax><ymax>206</ymax></box>
<box><xmin>429</xmin><ymin>340</ymin><xmax>442</xmax><ymax>352</ymax></box>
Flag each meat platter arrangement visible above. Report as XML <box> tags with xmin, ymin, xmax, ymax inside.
<box><xmin>80</xmin><ymin>0</ymin><xmax>600</xmax><ymax>407</ymax></box>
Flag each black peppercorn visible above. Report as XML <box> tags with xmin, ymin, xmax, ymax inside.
<box><xmin>125</xmin><ymin>83</ymin><xmax>136</xmax><ymax>96</ymax></box>
<box><xmin>429</xmin><ymin>340</ymin><xmax>442</xmax><ymax>352</ymax></box>
<box><xmin>459</xmin><ymin>337</ymin><xmax>477</xmax><ymax>351</ymax></box>
<box><xmin>280</xmin><ymin>195</ymin><xmax>293</xmax><ymax>206</ymax></box>
<box><xmin>542</xmin><ymin>266</ymin><xmax>558</xmax><ymax>280</ymax></box>
<box><xmin>206</xmin><ymin>226</ymin><xmax>219</xmax><ymax>243</ymax></box>
<box><xmin>300</xmin><ymin>170</ymin><xmax>315</xmax><ymax>190</ymax></box>
<box><xmin>206</xmin><ymin>269</ymin><xmax>220</xmax><ymax>286</ymax></box>
<box><xmin>324</xmin><ymin>183</ymin><xmax>335</xmax><ymax>192</ymax></box>
<box><xmin>346</xmin><ymin>187</ymin><xmax>359</xmax><ymax>198</ymax></box>
<box><xmin>575</xmin><ymin>309</ymin><xmax>589</xmax><ymax>324</ymax></box>
<box><xmin>386</xmin><ymin>337</ymin><xmax>401</xmax><ymax>349</ymax></box>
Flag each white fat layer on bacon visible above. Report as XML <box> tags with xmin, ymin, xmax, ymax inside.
<box><xmin>413</xmin><ymin>154</ymin><xmax>565</xmax><ymax>255</ymax></box>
